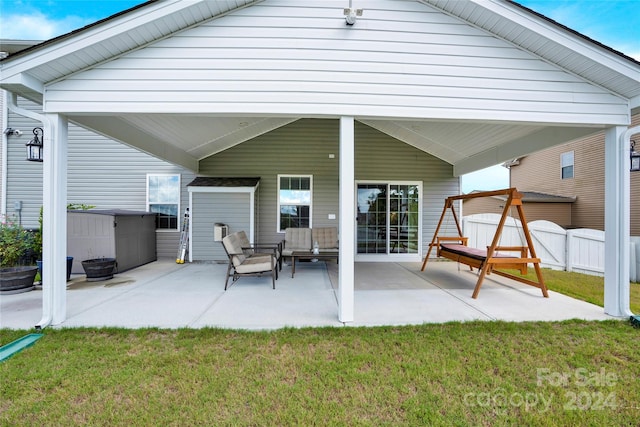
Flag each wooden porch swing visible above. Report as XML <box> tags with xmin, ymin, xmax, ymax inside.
<box><xmin>421</xmin><ymin>188</ymin><xmax>549</xmax><ymax>299</ymax></box>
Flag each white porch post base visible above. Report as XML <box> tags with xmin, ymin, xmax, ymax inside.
<box><xmin>339</xmin><ymin>116</ymin><xmax>355</xmax><ymax>323</ymax></box>
<box><xmin>604</xmin><ymin>125</ymin><xmax>631</xmax><ymax>317</ymax></box>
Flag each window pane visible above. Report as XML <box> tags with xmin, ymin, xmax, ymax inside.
<box><xmin>280</xmin><ymin>189</ymin><xmax>311</xmax><ymax>204</ymax></box>
<box><xmin>562</xmin><ymin>165</ymin><xmax>574</xmax><ymax>179</ymax></box>
<box><xmin>300</xmin><ymin>177</ymin><xmax>310</xmax><ymax>190</ymax></box>
<box><xmin>280</xmin><ymin>205</ymin><xmax>310</xmax><ymax>229</ymax></box>
<box><xmin>150</xmin><ymin>204</ymin><xmax>178</xmax><ymax>229</ymax></box>
<box><xmin>561</xmin><ymin>151</ymin><xmax>574</xmax><ymax>167</ymax></box>
<box><xmin>149</xmin><ymin>175</ymin><xmax>179</xmax><ymax>203</ymax></box>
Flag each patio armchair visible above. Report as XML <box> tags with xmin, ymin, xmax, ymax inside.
<box><xmin>237</xmin><ymin>230</ymin><xmax>283</xmax><ymax>274</ymax></box>
<box><xmin>221</xmin><ymin>232</ymin><xmax>276</xmax><ymax>290</ymax></box>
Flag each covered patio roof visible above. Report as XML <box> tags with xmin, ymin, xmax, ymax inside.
<box><xmin>1</xmin><ymin>0</ymin><xmax>638</xmax><ymax>175</ymax></box>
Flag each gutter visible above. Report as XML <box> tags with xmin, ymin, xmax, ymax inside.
<box><xmin>1</xmin><ymin>90</ymin><xmax>7</xmax><ymax>217</ymax></box>
<box><xmin>6</xmin><ymin>92</ymin><xmax>53</xmax><ymax>330</ymax></box>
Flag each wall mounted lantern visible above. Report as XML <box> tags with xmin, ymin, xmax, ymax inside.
<box><xmin>631</xmin><ymin>140</ymin><xmax>640</xmax><ymax>172</ymax></box>
<box><xmin>26</xmin><ymin>127</ymin><xmax>44</xmax><ymax>162</ymax></box>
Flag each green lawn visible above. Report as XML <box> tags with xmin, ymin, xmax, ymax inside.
<box><xmin>1</xmin><ymin>321</ymin><xmax>639</xmax><ymax>426</ymax></box>
<box><xmin>2</xmin><ymin>268</ymin><xmax>639</xmax><ymax>425</ymax></box>
<box><xmin>524</xmin><ymin>268</ymin><xmax>640</xmax><ymax>313</ymax></box>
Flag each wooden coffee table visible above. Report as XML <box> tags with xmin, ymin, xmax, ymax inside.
<box><xmin>290</xmin><ymin>251</ymin><xmax>339</xmax><ymax>278</ymax></box>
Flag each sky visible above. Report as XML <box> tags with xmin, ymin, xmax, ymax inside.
<box><xmin>1</xmin><ymin>0</ymin><xmax>638</xmax><ymax>192</ymax></box>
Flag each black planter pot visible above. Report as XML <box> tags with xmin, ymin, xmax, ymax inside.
<box><xmin>36</xmin><ymin>257</ymin><xmax>74</xmax><ymax>283</ymax></box>
<box><xmin>81</xmin><ymin>258</ymin><xmax>116</xmax><ymax>282</ymax></box>
<box><xmin>0</xmin><ymin>266</ymin><xmax>38</xmax><ymax>294</ymax></box>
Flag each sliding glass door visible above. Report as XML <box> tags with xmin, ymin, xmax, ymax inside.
<box><xmin>357</xmin><ymin>182</ymin><xmax>420</xmax><ymax>256</ymax></box>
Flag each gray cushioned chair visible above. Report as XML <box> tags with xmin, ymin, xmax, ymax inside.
<box><xmin>237</xmin><ymin>230</ymin><xmax>283</xmax><ymax>274</ymax></box>
<box><xmin>222</xmin><ymin>232</ymin><xmax>276</xmax><ymax>290</ymax></box>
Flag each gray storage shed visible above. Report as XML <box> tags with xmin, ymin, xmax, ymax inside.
<box><xmin>67</xmin><ymin>210</ymin><xmax>157</xmax><ymax>274</ymax></box>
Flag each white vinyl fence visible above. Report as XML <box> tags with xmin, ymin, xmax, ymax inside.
<box><xmin>461</xmin><ymin>213</ymin><xmax>640</xmax><ymax>282</ymax></box>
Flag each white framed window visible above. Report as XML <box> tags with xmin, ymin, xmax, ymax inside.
<box><xmin>147</xmin><ymin>174</ymin><xmax>180</xmax><ymax>230</ymax></box>
<box><xmin>277</xmin><ymin>175</ymin><xmax>312</xmax><ymax>232</ymax></box>
<box><xmin>561</xmin><ymin>151</ymin><xmax>574</xmax><ymax>179</ymax></box>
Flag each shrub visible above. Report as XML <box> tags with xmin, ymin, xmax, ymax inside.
<box><xmin>0</xmin><ymin>216</ymin><xmax>36</xmax><ymax>267</ymax></box>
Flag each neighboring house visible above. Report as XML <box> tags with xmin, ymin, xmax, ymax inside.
<box><xmin>503</xmin><ymin>114</ymin><xmax>640</xmax><ymax>235</ymax></box>
<box><xmin>1</xmin><ymin>0</ymin><xmax>638</xmax><ymax>324</ymax></box>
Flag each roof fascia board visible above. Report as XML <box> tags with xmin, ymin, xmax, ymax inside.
<box><xmin>1</xmin><ymin>1</ymin><xmax>260</xmax><ymax>87</ymax></box>
<box><xmin>1</xmin><ymin>73</ymin><xmax>44</xmax><ymax>103</ymax></box>
<box><xmin>1</xmin><ymin>0</ymin><xmax>177</xmax><ymax>80</ymax></box>
<box><xmin>2</xmin><ymin>72</ymin><xmax>43</xmax><ymax>94</ymax></box>
<box><xmin>187</xmin><ymin>186</ymin><xmax>257</xmax><ymax>193</ymax></box>
<box><xmin>423</xmin><ymin>0</ymin><xmax>639</xmax><ymax>91</ymax></box>
<box><xmin>477</xmin><ymin>0</ymin><xmax>639</xmax><ymax>78</ymax></box>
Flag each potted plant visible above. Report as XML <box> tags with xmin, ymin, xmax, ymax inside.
<box><xmin>0</xmin><ymin>215</ymin><xmax>38</xmax><ymax>294</ymax></box>
<box><xmin>81</xmin><ymin>257</ymin><xmax>116</xmax><ymax>281</ymax></box>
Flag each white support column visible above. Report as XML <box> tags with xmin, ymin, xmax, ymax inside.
<box><xmin>38</xmin><ymin>114</ymin><xmax>68</xmax><ymax>327</ymax></box>
<box><xmin>604</xmin><ymin>125</ymin><xmax>631</xmax><ymax>317</ymax></box>
<box><xmin>339</xmin><ymin>116</ymin><xmax>355</xmax><ymax>323</ymax></box>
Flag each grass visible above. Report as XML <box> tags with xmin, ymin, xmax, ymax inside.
<box><xmin>2</xmin><ymin>268</ymin><xmax>638</xmax><ymax>425</ymax></box>
<box><xmin>1</xmin><ymin>321</ymin><xmax>639</xmax><ymax>426</ymax></box>
<box><xmin>524</xmin><ymin>268</ymin><xmax>640</xmax><ymax>313</ymax></box>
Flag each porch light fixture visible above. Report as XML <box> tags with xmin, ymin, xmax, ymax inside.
<box><xmin>26</xmin><ymin>127</ymin><xmax>44</xmax><ymax>162</ymax></box>
<box><xmin>632</xmin><ymin>141</ymin><xmax>640</xmax><ymax>172</ymax></box>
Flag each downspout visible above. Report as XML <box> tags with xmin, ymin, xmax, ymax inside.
<box><xmin>1</xmin><ymin>90</ymin><xmax>8</xmax><ymax>217</ymax></box>
<box><xmin>6</xmin><ymin>92</ymin><xmax>53</xmax><ymax>329</ymax></box>
<box><xmin>622</xmin><ymin>124</ymin><xmax>640</xmax><ymax>317</ymax></box>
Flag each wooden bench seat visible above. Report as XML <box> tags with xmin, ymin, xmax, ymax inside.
<box><xmin>439</xmin><ymin>243</ymin><xmax>530</xmax><ymax>274</ymax></box>
<box><xmin>421</xmin><ymin>188</ymin><xmax>548</xmax><ymax>299</ymax></box>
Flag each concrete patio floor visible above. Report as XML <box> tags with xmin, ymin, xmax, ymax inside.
<box><xmin>0</xmin><ymin>259</ymin><xmax>612</xmax><ymax>330</ymax></box>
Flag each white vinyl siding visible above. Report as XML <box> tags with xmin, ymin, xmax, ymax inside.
<box><xmin>1</xmin><ymin>91</ymin><xmax>6</xmax><ymax>216</ymax></box>
<box><xmin>4</xmin><ymin>97</ymin><xmax>194</xmax><ymax>258</ymax></box>
<box><xmin>45</xmin><ymin>0</ymin><xmax>628</xmax><ymax>124</ymax></box>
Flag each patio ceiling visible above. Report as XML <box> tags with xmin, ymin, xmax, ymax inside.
<box><xmin>67</xmin><ymin>112</ymin><xmax>602</xmax><ymax>176</ymax></box>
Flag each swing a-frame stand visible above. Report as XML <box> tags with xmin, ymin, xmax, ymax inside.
<box><xmin>421</xmin><ymin>188</ymin><xmax>549</xmax><ymax>299</ymax></box>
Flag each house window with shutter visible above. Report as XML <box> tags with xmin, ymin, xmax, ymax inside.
<box><xmin>561</xmin><ymin>151</ymin><xmax>574</xmax><ymax>179</ymax></box>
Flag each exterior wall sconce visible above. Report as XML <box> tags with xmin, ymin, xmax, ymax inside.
<box><xmin>632</xmin><ymin>141</ymin><xmax>640</xmax><ymax>172</ymax></box>
<box><xmin>26</xmin><ymin>127</ymin><xmax>44</xmax><ymax>162</ymax></box>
